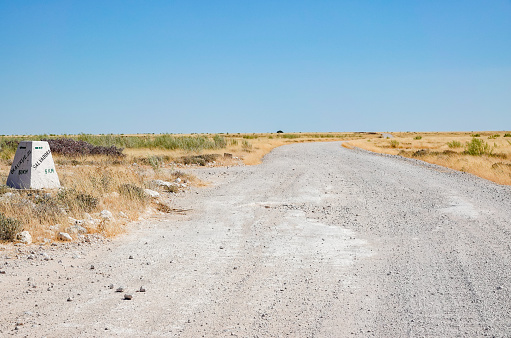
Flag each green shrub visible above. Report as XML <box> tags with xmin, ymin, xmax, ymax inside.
<box><xmin>471</xmin><ymin>133</ymin><xmax>481</xmax><ymax>137</ymax></box>
<box><xmin>504</xmin><ymin>133</ymin><xmax>511</xmax><ymax>137</ymax></box>
<box><xmin>390</xmin><ymin>140</ymin><xmax>399</xmax><ymax>148</ymax></box>
<box><xmin>0</xmin><ymin>213</ymin><xmax>23</xmax><ymax>241</ymax></box>
<box><xmin>488</xmin><ymin>134</ymin><xmax>500</xmax><ymax>139</ymax></box>
<box><xmin>464</xmin><ymin>138</ymin><xmax>493</xmax><ymax>156</ymax></box>
<box><xmin>414</xmin><ymin>136</ymin><xmax>422</xmax><ymax>140</ymax></box>
<box><xmin>447</xmin><ymin>141</ymin><xmax>462</xmax><ymax>148</ymax></box>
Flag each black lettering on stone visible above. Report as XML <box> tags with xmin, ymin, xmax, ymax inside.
<box><xmin>32</xmin><ymin>150</ymin><xmax>51</xmax><ymax>169</ymax></box>
<box><xmin>10</xmin><ymin>150</ymin><xmax>32</xmax><ymax>175</ymax></box>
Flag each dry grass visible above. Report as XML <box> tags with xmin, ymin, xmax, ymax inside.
<box><xmin>0</xmin><ymin>159</ymin><xmax>195</xmax><ymax>243</ymax></box>
<box><xmin>345</xmin><ymin>131</ymin><xmax>511</xmax><ymax>186</ymax></box>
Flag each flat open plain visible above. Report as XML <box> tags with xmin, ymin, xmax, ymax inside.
<box><xmin>1</xmin><ymin>141</ymin><xmax>511</xmax><ymax>337</ymax></box>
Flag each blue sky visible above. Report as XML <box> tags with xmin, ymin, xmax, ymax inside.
<box><xmin>1</xmin><ymin>1</ymin><xmax>510</xmax><ymax>135</ymax></box>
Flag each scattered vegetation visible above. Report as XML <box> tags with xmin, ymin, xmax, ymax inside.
<box><xmin>390</xmin><ymin>140</ymin><xmax>400</xmax><ymax>148</ymax></box>
<box><xmin>343</xmin><ymin>131</ymin><xmax>511</xmax><ymax>186</ymax></box>
<box><xmin>414</xmin><ymin>136</ymin><xmax>422</xmax><ymax>140</ymax></box>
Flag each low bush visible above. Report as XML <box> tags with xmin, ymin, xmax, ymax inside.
<box><xmin>414</xmin><ymin>136</ymin><xmax>422</xmax><ymax>140</ymax></box>
<box><xmin>390</xmin><ymin>140</ymin><xmax>399</xmax><ymax>148</ymax></box>
<box><xmin>42</xmin><ymin>138</ymin><xmax>125</xmax><ymax>157</ymax></box>
<box><xmin>76</xmin><ymin>193</ymin><xmax>99</xmax><ymax>212</ymax></box>
<box><xmin>464</xmin><ymin>138</ymin><xmax>493</xmax><ymax>156</ymax></box>
<box><xmin>177</xmin><ymin>154</ymin><xmax>220</xmax><ymax>166</ymax></box>
<box><xmin>56</xmin><ymin>189</ymin><xmax>98</xmax><ymax>214</ymax></box>
<box><xmin>412</xmin><ymin>149</ymin><xmax>429</xmax><ymax>157</ymax></box>
<box><xmin>504</xmin><ymin>133</ymin><xmax>511</xmax><ymax>137</ymax></box>
<box><xmin>488</xmin><ymin>134</ymin><xmax>500</xmax><ymax>139</ymax></box>
<box><xmin>34</xmin><ymin>196</ymin><xmax>62</xmax><ymax>224</ymax></box>
<box><xmin>146</xmin><ymin>155</ymin><xmax>164</xmax><ymax>170</ymax></box>
<box><xmin>0</xmin><ymin>212</ymin><xmax>23</xmax><ymax>241</ymax></box>
<box><xmin>447</xmin><ymin>141</ymin><xmax>463</xmax><ymax>148</ymax></box>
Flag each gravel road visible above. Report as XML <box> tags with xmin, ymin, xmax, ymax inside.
<box><xmin>2</xmin><ymin>141</ymin><xmax>511</xmax><ymax>337</ymax></box>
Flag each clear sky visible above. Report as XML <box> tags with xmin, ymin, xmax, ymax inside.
<box><xmin>1</xmin><ymin>1</ymin><xmax>510</xmax><ymax>135</ymax></box>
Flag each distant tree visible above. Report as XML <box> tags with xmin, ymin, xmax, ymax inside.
<box><xmin>276</xmin><ymin>130</ymin><xmax>283</xmax><ymax>133</ymax></box>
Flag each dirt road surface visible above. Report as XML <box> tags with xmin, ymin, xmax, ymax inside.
<box><xmin>2</xmin><ymin>142</ymin><xmax>511</xmax><ymax>337</ymax></box>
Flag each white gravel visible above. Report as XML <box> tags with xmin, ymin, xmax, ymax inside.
<box><xmin>1</xmin><ymin>141</ymin><xmax>511</xmax><ymax>337</ymax></box>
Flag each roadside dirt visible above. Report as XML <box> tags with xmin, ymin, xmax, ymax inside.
<box><xmin>1</xmin><ymin>141</ymin><xmax>511</xmax><ymax>337</ymax></box>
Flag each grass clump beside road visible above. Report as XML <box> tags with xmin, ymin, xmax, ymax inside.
<box><xmin>344</xmin><ymin>131</ymin><xmax>511</xmax><ymax>186</ymax></box>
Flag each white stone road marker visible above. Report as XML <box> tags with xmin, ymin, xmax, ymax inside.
<box><xmin>6</xmin><ymin>141</ymin><xmax>60</xmax><ymax>189</ymax></box>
